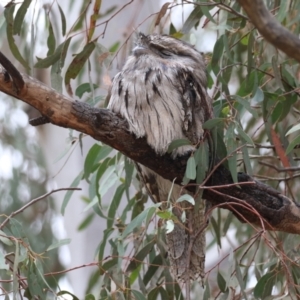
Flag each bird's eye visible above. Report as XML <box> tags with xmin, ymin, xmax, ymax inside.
<box><xmin>160</xmin><ymin>50</ymin><xmax>172</xmax><ymax>57</ymax></box>
<box><xmin>150</xmin><ymin>44</ymin><xmax>172</xmax><ymax>57</ymax></box>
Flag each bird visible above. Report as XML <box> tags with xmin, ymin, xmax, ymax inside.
<box><xmin>108</xmin><ymin>33</ymin><xmax>213</xmax><ymax>283</ymax></box>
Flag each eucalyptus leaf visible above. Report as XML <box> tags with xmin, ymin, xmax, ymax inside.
<box><xmin>176</xmin><ymin>194</ymin><xmax>195</xmax><ymax>205</ymax></box>
<box><xmin>47</xmin><ymin>238</ymin><xmax>71</xmax><ymax>251</ymax></box>
<box><xmin>165</xmin><ymin>220</ymin><xmax>175</xmax><ymax>234</ymax></box>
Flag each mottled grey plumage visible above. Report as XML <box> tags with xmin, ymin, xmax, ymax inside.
<box><xmin>108</xmin><ymin>33</ymin><xmax>213</xmax><ymax>282</ymax></box>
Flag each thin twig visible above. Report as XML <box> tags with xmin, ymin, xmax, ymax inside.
<box><xmin>0</xmin><ymin>188</ymin><xmax>81</xmax><ymax>229</ymax></box>
<box><xmin>259</xmin><ymin>161</ymin><xmax>300</xmax><ymax>173</ymax></box>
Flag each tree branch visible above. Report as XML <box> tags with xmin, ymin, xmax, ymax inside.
<box><xmin>237</xmin><ymin>0</ymin><xmax>300</xmax><ymax>63</ymax></box>
<box><xmin>0</xmin><ymin>52</ymin><xmax>300</xmax><ymax>234</ymax></box>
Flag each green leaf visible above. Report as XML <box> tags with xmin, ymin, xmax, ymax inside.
<box><xmin>242</xmin><ymin>144</ymin><xmax>253</xmax><ymax>176</ymax></box>
<box><xmin>143</xmin><ymin>255</ymin><xmax>163</xmax><ymax>286</ymax></box>
<box><xmin>252</xmin><ymin>87</ymin><xmax>264</xmax><ymax>103</ymax></box>
<box><xmin>85</xmin><ymin>294</ymin><xmax>95</xmax><ymax>300</ymax></box>
<box><xmin>77</xmin><ymin>214</ymin><xmax>94</xmax><ymax>231</ymax></box>
<box><xmin>76</xmin><ymin>83</ymin><xmax>99</xmax><ymax>98</ymax></box>
<box><xmin>107</xmin><ymin>184</ymin><xmax>125</xmax><ymax>228</ymax></box>
<box><xmin>47</xmin><ymin>238</ymin><xmax>71</xmax><ymax>251</ymax></box>
<box><xmin>109</xmin><ymin>41</ymin><xmax>120</xmax><ymax>53</ymax></box>
<box><xmin>231</xmin><ymin>95</ymin><xmax>258</xmax><ymax>118</ymax></box>
<box><xmin>4</xmin><ymin>4</ymin><xmax>29</xmax><ymax>70</ymax></box>
<box><xmin>0</xmin><ymin>230</ymin><xmax>13</xmax><ymax>246</ymax></box>
<box><xmin>253</xmin><ymin>272</ymin><xmax>274</xmax><ymax>298</ymax></box>
<box><xmin>211</xmin><ymin>35</ymin><xmax>224</xmax><ymax>76</ymax></box>
<box><xmin>84</xmin><ymin>143</ymin><xmax>101</xmax><ymax>181</ymax></box>
<box><xmin>126</xmin><ymin>239</ymin><xmax>156</xmax><ymax>272</ymax></box>
<box><xmin>98</xmin><ymin>228</ymin><xmax>114</xmax><ymax>263</ymax></box>
<box><xmin>236</xmin><ymin>124</ymin><xmax>254</xmax><ymax>146</ymax></box>
<box><xmin>286</xmin><ymin>135</ymin><xmax>300</xmax><ymax>155</ymax></box>
<box><xmin>65</xmin><ymin>41</ymin><xmax>96</xmax><ymax>87</ymax></box>
<box><xmin>195</xmin><ymin>141</ymin><xmax>209</xmax><ymax>184</ymax></box>
<box><xmin>176</xmin><ymin>194</ymin><xmax>195</xmax><ymax>205</ymax></box>
<box><xmin>277</xmin><ymin>0</ymin><xmax>288</xmax><ymax>22</ymax></box>
<box><xmin>99</xmin><ymin>166</ymin><xmax>119</xmax><ymax>199</ymax></box>
<box><xmin>124</xmin><ymin>157</ymin><xmax>135</xmax><ymax>201</ymax></box>
<box><xmin>235</xmin><ymin>262</ymin><xmax>247</xmax><ymax>299</ymax></box>
<box><xmin>203</xmin><ymin>118</ymin><xmax>225</xmax><ymax>130</ymax></box>
<box><xmin>57</xmin><ymin>291</ymin><xmax>80</xmax><ymax>300</ymax></box>
<box><xmin>185</xmin><ymin>156</ymin><xmax>196</xmax><ymax>180</ymax></box>
<box><xmin>167</xmin><ymin>138</ymin><xmax>191</xmax><ymax>153</ymax></box>
<box><xmin>99</xmin><ymin>258</ymin><xmax>118</xmax><ymax>275</ymax></box>
<box><xmin>121</xmin><ymin>205</ymin><xmax>159</xmax><ymax>239</ymax></box>
<box><xmin>57</xmin><ymin>3</ymin><xmax>67</xmax><ymax>36</ymax></box>
<box><xmin>47</xmin><ymin>19</ymin><xmax>56</xmax><ymax>56</ymax></box>
<box><xmin>210</xmin><ymin>216</ymin><xmax>221</xmax><ymax>247</ymax></box>
<box><xmin>132</xmin><ymin>290</ymin><xmax>147</xmax><ymax>300</ymax></box>
<box><xmin>222</xmin><ymin>212</ymin><xmax>233</xmax><ymax>236</ymax></box>
<box><xmin>61</xmin><ymin>171</ymin><xmax>83</xmax><ymax>215</ymax></box>
<box><xmin>13</xmin><ymin>0</ymin><xmax>31</xmax><ymax>35</ymax></box>
<box><xmin>10</xmin><ymin>219</ymin><xmax>25</xmax><ymax>238</ymax></box>
<box><xmin>226</xmin><ymin>123</ymin><xmax>238</xmax><ymax>183</ymax></box>
<box><xmin>200</xmin><ymin>4</ymin><xmax>217</xmax><ymax>24</ymax></box>
<box><xmin>286</xmin><ymin>124</ymin><xmax>300</xmax><ymax>136</ymax></box>
<box><xmin>35</xmin><ymin>37</ymin><xmax>72</xmax><ymax>68</ymax></box>
<box><xmin>27</xmin><ymin>261</ymin><xmax>47</xmax><ymax>300</ymax></box>
<box><xmin>156</xmin><ymin>210</ymin><xmax>176</xmax><ymax>220</ymax></box>
<box><xmin>51</xmin><ymin>60</ymin><xmax>63</xmax><ymax>92</ymax></box>
<box><xmin>271</xmin><ymin>55</ymin><xmax>284</xmax><ymax>90</ymax></box>
<box><xmin>247</xmin><ymin>32</ymin><xmax>254</xmax><ymax>75</ymax></box>
<box><xmin>165</xmin><ymin>220</ymin><xmax>174</xmax><ymax>234</ymax></box>
<box><xmin>203</xmin><ymin>281</ymin><xmax>210</xmax><ymax>300</ymax></box>
<box><xmin>181</xmin><ymin>6</ymin><xmax>203</xmax><ymax>34</ymax></box>
<box><xmin>217</xmin><ymin>272</ymin><xmax>227</xmax><ymax>293</ymax></box>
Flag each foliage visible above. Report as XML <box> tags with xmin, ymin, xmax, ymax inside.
<box><xmin>1</xmin><ymin>0</ymin><xmax>300</xmax><ymax>299</ymax></box>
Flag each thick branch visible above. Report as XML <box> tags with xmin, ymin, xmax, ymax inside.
<box><xmin>0</xmin><ymin>55</ymin><xmax>300</xmax><ymax>234</ymax></box>
<box><xmin>237</xmin><ymin>0</ymin><xmax>300</xmax><ymax>63</ymax></box>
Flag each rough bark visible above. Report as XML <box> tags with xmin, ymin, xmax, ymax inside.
<box><xmin>0</xmin><ymin>52</ymin><xmax>300</xmax><ymax>234</ymax></box>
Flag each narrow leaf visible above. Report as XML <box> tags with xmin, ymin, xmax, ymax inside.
<box><xmin>217</xmin><ymin>272</ymin><xmax>227</xmax><ymax>292</ymax></box>
<box><xmin>167</xmin><ymin>138</ymin><xmax>191</xmax><ymax>153</ymax></box>
<box><xmin>203</xmin><ymin>118</ymin><xmax>225</xmax><ymax>130</ymax></box>
<box><xmin>185</xmin><ymin>156</ymin><xmax>196</xmax><ymax>180</ymax></box>
<box><xmin>65</xmin><ymin>42</ymin><xmax>96</xmax><ymax>89</ymax></box>
<box><xmin>126</xmin><ymin>239</ymin><xmax>156</xmax><ymax>272</ymax></box>
<box><xmin>176</xmin><ymin>194</ymin><xmax>195</xmax><ymax>205</ymax></box>
<box><xmin>4</xmin><ymin>5</ymin><xmax>29</xmax><ymax>70</ymax></box>
<box><xmin>13</xmin><ymin>0</ymin><xmax>31</xmax><ymax>35</ymax></box>
<box><xmin>286</xmin><ymin>135</ymin><xmax>300</xmax><ymax>155</ymax></box>
<box><xmin>253</xmin><ymin>273</ymin><xmax>273</xmax><ymax>298</ymax></box>
<box><xmin>155</xmin><ymin>2</ymin><xmax>171</xmax><ymax>26</ymax></box>
<box><xmin>182</xmin><ymin>6</ymin><xmax>203</xmax><ymax>34</ymax></box>
<box><xmin>35</xmin><ymin>37</ymin><xmax>72</xmax><ymax>68</ymax></box>
<box><xmin>271</xmin><ymin>55</ymin><xmax>284</xmax><ymax>90</ymax></box>
<box><xmin>47</xmin><ymin>238</ymin><xmax>71</xmax><ymax>251</ymax></box>
<box><xmin>57</xmin><ymin>3</ymin><xmax>67</xmax><ymax>36</ymax></box>
<box><xmin>47</xmin><ymin>19</ymin><xmax>56</xmax><ymax>56</ymax></box>
<box><xmin>61</xmin><ymin>171</ymin><xmax>83</xmax><ymax>215</ymax></box>
<box><xmin>121</xmin><ymin>205</ymin><xmax>159</xmax><ymax>239</ymax></box>
<box><xmin>76</xmin><ymin>83</ymin><xmax>99</xmax><ymax>98</ymax></box>
<box><xmin>165</xmin><ymin>220</ymin><xmax>174</xmax><ymax>234</ymax></box>
<box><xmin>286</xmin><ymin>124</ymin><xmax>300</xmax><ymax>136</ymax></box>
